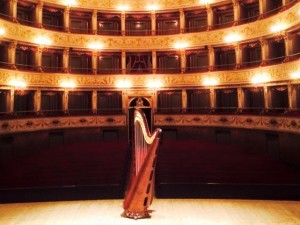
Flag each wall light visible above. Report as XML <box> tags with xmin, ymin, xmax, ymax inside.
<box><xmin>34</xmin><ymin>36</ymin><xmax>52</xmax><ymax>46</ymax></box>
<box><xmin>9</xmin><ymin>80</ymin><xmax>27</xmax><ymax>88</ymax></box>
<box><xmin>251</xmin><ymin>73</ymin><xmax>270</xmax><ymax>84</ymax></box>
<box><xmin>88</xmin><ymin>42</ymin><xmax>103</xmax><ymax>51</ymax></box>
<box><xmin>146</xmin><ymin>80</ymin><xmax>163</xmax><ymax>89</ymax></box>
<box><xmin>199</xmin><ymin>0</ymin><xmax>213</xmax><ymax>7</ymax></box>
<box><xmin>147</xmin><ymin>4</ymin><xmax>159</xmax><ymax>11</ymax></box>
<box><xmin>291</xmin><ymin>71</ymin><xmax>300</xmax><ymax>79</ymax></box>
<box><xmin>174</xmin><ymin>42</ymin><xmax>189</xmax><ymax>50</ymax></box>
<box><xmin>0</xmin><ymin>28</ymin><xmax>5</xmax><ymax>35</ymax></box>
<box><xmin>270</xmin><ymin>23</ymin><xmax>287</xmax><ymax>36</ymax></box>
<box><xmin>117</xmin><ymin>5</ymin><xmax>130</xmax><ymax>12</ymax></box>
<box><xmin>115</xmin><ymin>79</ymin><xmax>132</xmax><ymax>88</ymax></box>
<box><xmin>64</xmin><ymin>0</ymin><xmax>77</xmax><ymax>7</ymax></box>
<box><xmin>224</xmin><ymin>33</ymin><xmax>242</xmax><ymax>45</ymax></box>
<box><xmin>202</xmin><ymin>77</ymin><xmax>218</xmax><ymax>86</ymax></box>
<box><xmin>60</xmin><ymin>80</ymin><xmax>77</xmax><ymax>88</ymax></box>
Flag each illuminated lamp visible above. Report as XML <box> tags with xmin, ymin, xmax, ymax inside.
<box><xmin>88</xmin><ymin>42</ymin><xmax>103</xmax><ymax>51</ymax></box>
<box><xmin>224</xmin><ymin>33</ymin><xmax>242</xmax><ymax>45</ymax></box>
<box><xmin>0</xmin><ymin>28</ymin><xmax>5</xmax><ymax>35</ymax></box>
<box><xmin>64</xmin><ymin>0</ymin><xmax>77</xmax><ymax>7</ymax></box>
<box><xmin>291</xmin><ymin>71</ymin><xmax>300</xmax><ymax>79</ymax></box>
<box><xmin>60</xmin><ymin>80</ymin><xmax>77</xmax><ymax>88</ymax></box>
<box><xmin>199</xmin><ymin>0</ymin><xmax>213</xmax><ymax>7</ymax></box>
<box><xmin>251</xmin><ymin>73</ymin><xmax>270</xmax><ymax>84</ymax></box>
<box><xmin>174</xmin><ymin>42</ymin><xmax>189</xmax><ymax>50</ymax></box>
<box><xmin>115</xmin><ymin>79</ymin><xmax>132</xmax><ymax>88</ymax></box>
<box><xmin>34</xmin><ymin>36</ymin><xmax>52</xmax><ymax>46</ymax></box>
<box><xmin>147</xmin><ymin>4</ymin><xmax>159</xmax><ymax>11</ymax></box>
<box><xmin>270</xmin><ymin>23</ymin><xmax>287</xmax><ymax>36</ymax></box>
<box><xmin>202</xmin><ymin>77</ymin><xmax>218</xmax><ymax>86</ymax></box>
<box><xmin>117</xmin><ymin>5</ymin><xmax>130</xmax><ymax>12</ymax></box>
<box><xmin>9</xmin><ymin>80</ymin><xmax>27</xmax><ymax>88</ymax></box>
<box><xmin>146</xmin><ymin>80</ymin><xmax>163</xmax><ymax>89</ymax></box>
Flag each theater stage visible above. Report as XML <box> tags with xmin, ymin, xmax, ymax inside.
<box><xmin>1</xmin><ymin>199</ymin><xmax>300</xmax><ymax>225</ymax></box>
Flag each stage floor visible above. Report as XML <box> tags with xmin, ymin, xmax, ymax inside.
<box><xmin>1</xmin><ymin>199</ymin><xmax>300</xmax><ymax>225</ymax></box>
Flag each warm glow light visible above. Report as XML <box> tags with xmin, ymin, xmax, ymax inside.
<box><xmin>115</xmin><ymin>80</ymin><xmax>132</xmax><ymax>88</ymax></box>
<box><xmin>251</xmin><ymin>73</ymin><xmax>271</xmax><ymax>84</ymax></box>
<box><xmin>147</xmin><ymin>4</ymin><xmax>159</xmax><ymax>11</ymax></box>
<box><xmin>88</xmin><ymin>42</ymin><xmax>103</xmax><ymax>51</ymax></box>
<box><xmin>291</xmin><ymin>71</ymin><xmax>300</xmax><ymax>79</ymax></box>
<box><xmin>146</xmin><ymin>80</ymin><xmax>163</xmax><ymax>89</ymax></box>
<box><xmin>64</xmin><ymin>0</ymin><xmax>77</xmax><ymax>7</ymax></box>
<box><xmin>199</xmin><ymin>0</ymin><xmax>213</xmax><ymax>6</ymax></box>
<box><xmin>60</xmin><ymin>80</ymin><xmax>77</xmax><ymax>88</ymax></box>
<box><xmin>224</xmin><ymin>33</ymin><xmax>242</xmax><ymax>44</ymax></box>
<box><xmin>202</xmin><ymin>77</ymin><xmax>218</xmax><ymax>86</ymax></box>
<box><xmin>270</xmin><ymin>23</ymin><xmax>287</xmax><ymax>34</ymax></box>
<box><xmin>174</xmin><ymin>42</ymin><xmax>189</xmax><ymax>50</ymax></box>
<box><xmin>34</xmin><ymin>36</ymin><xmax>52</xmax><ymax>46</ymax></box>
<box><xmin>0</xmin><ymin>28</ymin><xmax>5</xmax><ymax>35</ymax></box>
<box><xmin>9</xmin><ymin>80</ymin><xmax>27</xmax><ymax>88</ymax></box>
<box><xmin>117</xmin><ymin>5</ymin><xmax>130</xmax><ymax>11</ymax></box>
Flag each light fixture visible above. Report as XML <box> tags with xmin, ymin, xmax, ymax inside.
<box><xmin>88</xmin><ymin>42</ymin><xmax>103</xmax><ymax>51</ymax></box>
<box><xmin>147</xmin><ymin>4</ymin><xmax>159</xmax><ymax>11</ymax></box>
<box><xmin>146</xmin><ymin>79</ymin><xmax>163</xmax><ymax>89</ymax></box>
<box><xmin>64</xmin><ymin>0</ymin><xmax>77</xmax><ymax>7</ymax></box>
<box><xmin>34</xmin><ymin>36</ymin><xmax>52</xmax><ymax>46</ymax></box>
<box><xmin>9</xmin><ymin>79</ymin><xmax>27</xmax><ymax>88</ymax></box>
<box><xmin>270</xmin><ymin>23</ymin><xmax>287</xmax><ymax>36</ymax></box>
<box><xmin>291</xmin><ymin>71</ymin><xmax>300</xmax><ymax>79</ymax></box>
<box><xmin>60</xmin><ymin>80</ymin><xmax>77</xmax><ymax>88</ymax></box>
<box><xmin>115</xmin><ymin>79</ymin><xmax>132</xmax><ymax>88</ymax></box>
<box><xmin>251</xmin><ymin>73</ymin><xmax>270</xmax><ymax>84</ymax></box>
<box><xmin>199</xmin><ymin>0</ymin><xmax>213</xmax><ymax>7</ymax></box>
<box><xmin>224</xmin><ymin>33</ymin><xmax>242</xmax><ymax>45</ymax></box>
<box><xmin>0</xmin><ymin>28</ymin><xmax>5</xmax><ymax>35</ymax></box>
<box><xmin>117</xmin><ymin>5</ymin><xmax>130</xmax><ymax>12</ymax></box>
<box><xmin>174</xmin><ymin>42</ymin><xmax>189</xmax><ymax>50</ymax></box>
<box><xmin>202</xmin><ymin>77</ymin><xmax>218</xmax><ymax>86</ymax></box>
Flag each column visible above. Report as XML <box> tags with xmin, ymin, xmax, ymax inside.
<box><xmin>288</xmin><ymin>84</ymin><xmax>296</xmax><ymax>109</ymax></box>
<box><xmin>92</xmin><ymin>90</ymin><xmax>97</xmax><ymax>113</ymax></box>
<box><xmin>34</xmin><ymin>89</ymin><xmax>41</xmax><ymax>112</ymax></box>
<box><xmin>263</xmin><ymin>86</ymin><xmax>270</xmax><ymax>109</ymax></box>
<box><xmin>151</xmin><ymin>11</ymin><xmax>156</xmax><ymax>35</ymax></box>
<box><xmin>35</xmin><ymin>1</ymin><xmax>43</xmax><ymax>28</ymax></box>
<box><xmin>152</xmin><ymin>50</ymin><xmax>157</xmax><ymax>73</ymax></box>
<box><xmin>7</xmin><ymin>89</ymin><xmax>14</xmax><ymax>113</ymax></box>
<box><xmin>210</xmin><ymin>88</ymin><xmax>215</xmax><ymax>111</ymax></box>
<box><xmin>181</xmin><ymin>50</ymin><xmax>186</xmax><ymax>73</ymax></box>
<box><xmin>208</xmin><ymin>46</ymin><xmax>215</xmax><ymax>71</ymax></box>
<box><xmin>179</xmin><ymin>8</ymin><xmax>185</xmax><ymax>33</ymax></box>
<box><xmin>92</xmin><ymin>51</ymin><xmax>98</xmax><ymax>74</ymax></box>
<box><xmin>63</xmin><ymin>48</ymin><xmax>69</xmax><ymax>72</ymax></box>
<box><xmin>259</xmin><ymin>0</ymin><xmax>267</xmax><ymax>18</ymax></box>
<box><xmin>121</xmin><ymin>11</ymin><xmax>125</xmax><ymax>36</ymax></box>
<box><xmin>233</xmin><ymin>0</ymin><xmax>241</xmax><ymax>25</ymax></box>
<box><xmin>182</xmin><ymin>89</ymin><xmax>187</xmax><ymax>112</ymax></box>
<box><xmin>235</xmin><ymin>44</ymin><xmax>241</xmax><ymax>69</ymax></box>
<box><xmin>152</xmin><ymin>91</ymin><xmax>157</xmax><ymax>113</ymax></box>
<box><xmin>92</xmin><ymin>10</ymin><xmax>97</xmax><ymax>35</ymax></box>
<box><xmin>8</xmin><ymin>41</ymin><xmax>17</xmax><ymax>69</ymax></box>
<box><xmin>207</xmin><ymin>6</ymin><xmax>213</xmax><ymax>30</ymax></box>
<box><xmin>64</xmin><ymin>7</ymin><xmax>70</xmax><ymax>32</ymax></box>
<box><xmin>284</xmin><ymin>33</ymin><xmax>292</xmax><ymax>61</ymax></box>
<box><xmin>36</xmin><ymin>46</ymin><xmax>43</xmax><ymax>72</ymax></box>
<box><xmin>63</xmin><ymin>90</ymin><xmax>69</xmax><ymax>112</ymax></box>
<box><xmin>237</xmin><ymin>87</ymin><xmax>244</xmax><ymax>110</ymax></box>
<box><xmin>121</xmin><ymin>50</ymin><xmax>126</xmax><ymax>74</ymax></box>
<box><xmin>8</xmin><ymin>0</ymin><xmax>18</xmax><ymax>22</ymax></box>
<box><xmin>260</xmin><ymin>38</ymin><xmax>269</xmax><ymax>66</ymax></box>
<box><xmin>282</xmin><ymin>0</ymin><xmax>288</xmax><ymax>6</ymax></box>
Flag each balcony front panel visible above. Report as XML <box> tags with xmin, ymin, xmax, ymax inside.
<box><xmin>0</xmin><ymin>60</ymin><xmax>299</xmax><ymax>88</ymax></box>
<box><xmin>0</xmin><ymin>3</ymin><xmax>299</xmax><ymax>50</ymax></box>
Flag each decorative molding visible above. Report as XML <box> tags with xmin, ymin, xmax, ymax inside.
<box><xmin>154</xmin><ymin>114</ymin><xmax>300</xmax><ymax>134</ymax></box>
<box><xmin>0</xmin><ymin>60</ymin><xmax>299</xmax><ymax>88</ymax></box>
<box><xmin>0</xmin><ymin>3</ymin><xmax>299</xmax><ymax>50</ymax></box>
<box><xmin>38</xmin><ymin>0</ymin><xmax>222</xmax><ymax>11</ymax></box>
<box><xmin>0</xmin><ymin>115</ymin><xmax>126</xmax><ymax>134</ymax></box>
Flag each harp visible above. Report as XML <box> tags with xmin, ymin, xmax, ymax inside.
<box><xmin>122</xmin><ymin>109</ymin><xmax>162</xmax><ymax>219</ymax></box>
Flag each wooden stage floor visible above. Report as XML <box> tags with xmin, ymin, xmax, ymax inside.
<box><xmin>0</xmin><ymin>199</ymin><xmax>300</xmax><ymax>225</ymax></box>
